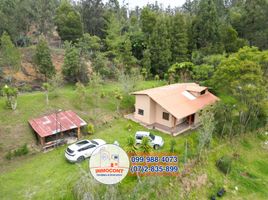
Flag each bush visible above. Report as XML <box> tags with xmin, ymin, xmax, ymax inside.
<box><xmin>20</xmin><ymin>84</ymin><xmax>32</xmax><ymax>92</ymax></box>
<box><xmin>100</xmin><ymin>92</ymin><xmax>105</xmax><ymax>98</ymax></box>
<box><xmin>154</xmin><ymin>75</ymin><xmax>160</xmax><ymax>81</ymax></box>
<box><xmin>5</xmin><ymin>144</ymin><xmax>29</xmax><ymax>160</ymax></box>
<box><xmin>5</xmin><ymin>151</ymin><xmax>12</xmax><ymax>160</ymax></box>
<box><xmin>13</xmin><ymin>144</ymin><xmax>29</xmax><ymax>157</ymax></box>
<box><xmin>170</xmin><ymin>139</ymin><xmax>176</xmax><ymax>152</ymax></box>
<box><xmin>87</xmin><ymin>124</ymin><xmax>95</xmax><ymax>134</ymax></box>
<box><xmin>216</xmin><ymin>155</ymin><xmax>232</xmax><ymax>175</ymax></box>
<box><xmin>126</xmin><ymin>123</ymin><xmax>133</xmax><ymax>131</ymax></box>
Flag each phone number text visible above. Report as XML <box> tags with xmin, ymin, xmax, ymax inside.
<box><xmin>130</xmin><ymin>156</ymin><xmax>178</xmax><ymax>163</ymax></box>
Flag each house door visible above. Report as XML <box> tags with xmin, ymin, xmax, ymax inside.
<box><xmin>187</xmin><ymin>114</ymin><xmax>195</xmax><ymax>125</ymax></box>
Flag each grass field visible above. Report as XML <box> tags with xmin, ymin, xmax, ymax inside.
<box><xmin>0</xmin><ymin>80</ymin><xmax>267</xmax><ymax>200</ymax></box>
<box><xmin>0</xmin><ymin>80</ymin><xmax>165</xmax><ymax>163</ymax></box>
<box><xmin>0</xmin><ymin>118</ymin><xmax>267</xmax><ymax>200</ymax></box>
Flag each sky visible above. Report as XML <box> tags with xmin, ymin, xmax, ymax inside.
<box><xmin>107</xmin><ymin>0</ymin><xmax>186</xmax><ymax>9</ymax></box>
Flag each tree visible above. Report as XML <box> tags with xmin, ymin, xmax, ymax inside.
<box><xmin>212</xmin><ymin>47</ymin><xmax>267</xmax><ymax>132</ymax></box>
<box><xmin>170</xmin><ymin>13</ymin><xmax>189</xmax><ymax>63</ymax></box>
<box><xmin>197</xmin><ymin>106</ymin><xmax>215</xmax><ymax>160</ymax></box>
<box><xmin>75</xmin><ymin>82</ymin><xmax>86</xmax><ymax>109</ymax></box>
<box><xmin>89</xmin><ymin>72</ymin><xmax>102</xmax><ymax>107</ymax></box>
<box><xmin>125</xmin><ymin>136</ymin><xmax>137</xmax><ymax>153</ymax></box>
<box><xmin>2</xmin><ymin>85</ymin><xmax>18</xmax><ymax>110</ymax></box>
<box><xmin>0</xmin><ymin>32</ymin><xmax>21</xmax><ymax>76</ymax></box>
<box><xmin>34</xmin><ymin>37</ymin><xmax>55</xmax><ymax>80</ymax></box>
<box><xmin>192</xmin><ymin>64</ymin><xmax>214</xmax><ymax>83</ymax></box>
<box><xmin>114</xmin><ymin>90</ymin><xmax>123</xmax><ymax>113</ymax></box>
<box><xmin>34</xmin><ymin>0</ymin><xmax>58</xmax><ymax>36</ymax></box>
<box><xmin>55</xmin><ymin>0</ymin><xmax>83</xmax><ymax>42</ymax></box>
<box><xmin>168</xmin><ymin>62</ymin><xmax>194</xmax><ymax>82</ymax></box>
<box><xmin>104</xmin><ymin>14</ymin><xmax>136</xmax><ymax>70</ymax></box>
<box><xmin>78</xmin><ymin>33</ymin><xmax>101</xmax><ymax>59</ymax></box>
<box><xmin>118</xmin><ymin>38</ymin><xmax>137</xmax><ymax>72</ymax></box>
<box><xmin>48</xmin><ymin>73</ymin><xmax>64</xmax><ymax>98</ymax></box>
<box><xmin>125</xmin><ymin>135</ymin><xmax>141</xmax><ymax>182</ymax></box>
<box><xmin>149</xmin><ymin>16</ymin><xmax>171</xmax><ymax>75</ymax></box>
<box><xmin>104</xmin><ymin>13</ymin><xmax>124</xmax><ymax>59</ymax></box>
<box><xmin>141</xmin><ymin>49</ymin><xmax>152</xmax><ymax>76</ymax></box>
<box><xmin>129</xmin><ymin>16</ymin><xmax>145</xmax><ymax>60</ymax></box>
<box><xmin>0</xmin><ymin>0</ymin><xmax>32</xmax><ymax>42</ymax></box>
<box><xmin>42</xmin><ymin>83</ymin><xmax>51</xmax><ymax>105</ymax></box>
<box><xmin>92</xmin><ymin>52</ymin><xmax>112</xmax><ymax>77</ymax></box>
<box><xmin>192</xmin><ymin>0</ymin><xmax>222</xmax><ymax>54</ymax></box>
<box><xmin>79</xmin><ymin>0</ymin><xmax>106</xmax><ymax>38</ymax></box>
<box><xmin>214</xmin><ymin>101</ymin><xmax>237</xmax><ymax>139</ymax></box>
<box><xmin>240</xmin><ymin>0</ymin><xmax>268</xmax><ymax>49</ymax></box>
<box><xmin>220</xmin><ymin>24</ymin><xmax>248</xmax><ymax>53</ymax></box>
<box><xmin>139</xmin><ymin>137</ymin><xmax>152</xmax><ymax>153</ymax></box>
<box><xmin>62</xmin><ymin>42</ymin><xmax>89</xmax><ymax>83</ymax></box>
<box><xmin>140</xmin><ymin>7</ymin><xmax>157</xmax><ymax>41</ymax></box>
<box><xmin>118</xmin><ymin>69</ymin><xmax>141</xmax><ymax>94</ymax></box>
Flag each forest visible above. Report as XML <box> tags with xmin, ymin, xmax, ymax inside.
<box><xmin>0</xmin><ymin>0</ymin><xmax>268</xmax><ymax>199</ymax></box>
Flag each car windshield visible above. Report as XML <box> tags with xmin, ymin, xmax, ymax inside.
<box><xmin>149</xmin><ymin>133</ymin><xmax>155</xmax><ymax>140</ymax></box>
<box><xmin>91</xmin><ymin>140</ymin><xmax>99</xmax><ymax>145</ymax></box>
<box><xmin>67</xmin><ymin>148</ymin><xmax>74</xmax><ymax>154</ymax></box>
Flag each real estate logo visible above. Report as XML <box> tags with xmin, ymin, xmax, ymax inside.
<box><xmin>89</xmin><ymin>144</ymin><xmax>130</xmax><ymax>184</ymax></box>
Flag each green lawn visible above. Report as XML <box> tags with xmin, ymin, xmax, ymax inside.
<box><xmin>0</xmin><ymin>117</ymin><xmax>194</xmax><ymax>200</ymax></box>
<box><xmin>0</xmin><ymin>117</ymin><xmax>267</xmax><ymax>199</ymax></box>
<box><xmin>0</xmin><ymin>80</ymin><xmax>166</xmax><ymax>162</ymax></box>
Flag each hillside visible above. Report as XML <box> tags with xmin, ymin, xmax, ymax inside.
<box><xmin>2</xmin><ymin>47</ymin><xmax>64</xmax><ymax>83</ymax></box>
<box><xmin>0</xmin><ymin>0</ymin><xmax>267</xmax><ymax>199</ymax></box>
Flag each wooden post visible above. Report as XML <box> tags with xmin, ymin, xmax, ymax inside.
<box><xmin>40</xmin><ymin>136</ymin><xmax>45</xmax><ymax>146</ymax></box>
<box><xmin>77</xmin><ymin>127</ymin><xmax>81</xmax><ymax>139</ymax></box>
<box><xmin>172</xmin><ymin>116</ymin><xmax>177</xmax><ymax>136</ymax></box>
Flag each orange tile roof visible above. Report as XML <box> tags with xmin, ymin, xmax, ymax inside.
<box><xmin>132</xmin><ymin>83</ymin><xmax>219</xmax><ymax>119</ymax></box>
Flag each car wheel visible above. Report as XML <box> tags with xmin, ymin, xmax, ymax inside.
<box><xmin>154</xmin><ymin>145</ymin><xmax>160</xmax><ymax>150</ymax></box>
<box><xmin>77</xmin><ymin>156</ymin><xmax>85</xmax><ymax>163</ymax></box>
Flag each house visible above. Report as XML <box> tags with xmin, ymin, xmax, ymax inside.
<box><xmin>29</xmin><ymin>110</ymin><xmax>87</xmax><ymax>149</ymax></box>
<box><xmin>126</xmin><ymin>83</ymin><xmax>219</xmax><ymax>136</ymax></box>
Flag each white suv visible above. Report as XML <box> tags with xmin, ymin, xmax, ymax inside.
<box><xmin>135</xmin><ymin>131</ymin><xmax>164</xmax><ymax>149</ymax></box>
<box><xmin>65</xmin><ymin>139</ymin><xmax>106</xmax><ymax>162</ymax></box>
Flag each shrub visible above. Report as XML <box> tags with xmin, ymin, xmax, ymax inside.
<box><xmin>13</xmin><ymin>144</ymin><xmax>29</xmax><ymax>156</ymax></box>
<box><xmin>87</xmin><ymin>124</ymin><xmax>95</xmax><ymax>134</ymax></box>
<box><xmin>170</xmin><ymin>139</ymin><xmax>176</xmax><ymax>152</ymax></box>
<box><xmin>216</xmin><ymin>155</ymin><xmax>232</xmax><ymax>175</ymax></box>
<box><xmin>154</xmin><ymin>75</ymin><xmax>160</xmax><ymax>81</ymax></box>
<box><xmin>5</xmin><ymin>144</ymin><xmax>29</xmax><ymax>160</ymax></box>
<box><xmin>126</xmin><ymin>123</ymin><xmax>133</xmax><ymax>131</ymax></box>
<box><xmin>5</xmin><ymin>151</ymin><xmax>12</xmax><ymax>160</ymax></box>
<box><xmin>100</xmin><ymin>92</ymin><xmax>105</xmax><ymax>98</ymax></box>
<box><xmin>20</xmin><ymin>84</ymin><xmax>32</xmax><ymax>92</ymax></box>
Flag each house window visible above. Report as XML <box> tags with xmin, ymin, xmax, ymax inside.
<box><xmin>138</xmin><ymin>109</ymin><xmax>144</xmax><ymax>116</ymax></box>
<box><xmin>162</xmin><ymin>112</ymin><xmax>169</xmax><ymax>120</ymax></box>
<box><xmin>200</xmin><ymin>90</ymin><xmax>206</xmax><ymax>95</ymax></box>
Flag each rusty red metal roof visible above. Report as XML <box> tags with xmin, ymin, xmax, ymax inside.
<box><xmin>28</xmin><ymin>110</ymin><xmax>87</xmax><ymax>138</ymax></box>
